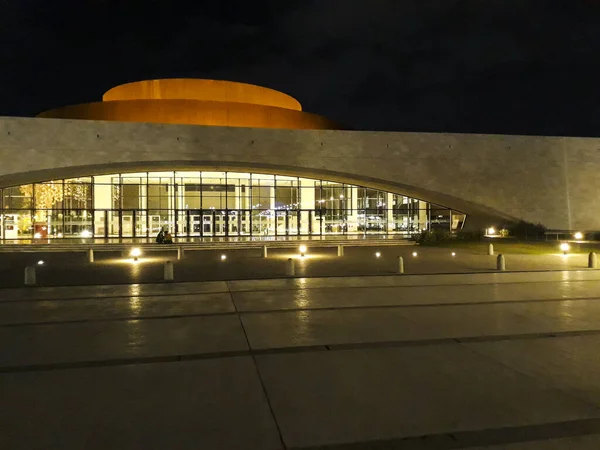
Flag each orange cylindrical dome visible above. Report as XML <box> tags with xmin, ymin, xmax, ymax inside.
<box><xmin>38</xmin><ymin>79</ymin><xmax>340</xmax><ymax>130</ymax></box>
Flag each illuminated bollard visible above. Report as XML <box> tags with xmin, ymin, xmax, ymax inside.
<box><xmin>164</xmin><ymin>261</ymin><xmax>174</xmax><ymax>281</ymax></box>
<box><xmin>87</xmin><ymin>249</ymin><xmax>94</xmax><ymax>263</ymax></box>
<box><xmin>262</xmin><ymin>246</ymin><xmax>268</xmax><ymax>258</ymax></box>
<box><xmin>397</xmin><ymin>256</ymin><xmax>404</xmax><ymax>274</ymax></box>
<box><xmin>497</xmin><ymin>254</ymin><xmax>506</xmax><ymax>271</ymax></box>
<box><xmin>589</xmin><ymin>252</ymin><xmax>598</xmax><ymax>269</ymax></box>
<box><xmin>24</xmin><ymin>266</ymin><xmax>36</xmax><ymax>286</ymax></box>
<box><xmin>337</xmin><ymin>245</ymin><xmax>344</xmax><ymax>257</ymax></box>
<box><xmin>177</xmin><ymin>247</ymin><xmax>184</xmax><ymax>261</ymax></box>
<box><xmin>488</xmin><ymin>243</ymin><xmax>494</xmax><ymax>256</ymax></box>
<box><xmin>286</xmin><ymin>258</ymin><xmax>295</xmax><ymax>277</ymax></box>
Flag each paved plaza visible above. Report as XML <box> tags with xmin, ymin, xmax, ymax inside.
<box><xmin>2</xmin><ymin>271</ymin><xmax>600</xmax><ymax>448</ymax></box>
<box><xmin>0</xmin><ymin>244</ymin><xmax>595</xmax><ymax>288</ymax></box>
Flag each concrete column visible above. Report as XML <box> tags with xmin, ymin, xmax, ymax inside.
<box><xmin>488</xmin><ymin>243</ymin><xmax>494</xmax><ymax>256</ymax></box>
<box><xmin>418</xmin><ymin>201</ymin><xmax>428</xmax><ymax>232</ymax></box>
<box><xmin>164</xmin><ymin>261</ymin><xmax>174</xmax><ymax>281</ymax></box>
<box><xmin>387</xmin><ymin>193</ymin><xmax>394</xmax><ymax>233</ymax></box>
<box><xmin>349</xmin><ymin>186</ymin><xmax>359</xmax><ymax>233</ymax></box>
<box><xmin>299</xmin><ymin>178</ymin><xmax>315</xmax><ymax>235</ymax></box>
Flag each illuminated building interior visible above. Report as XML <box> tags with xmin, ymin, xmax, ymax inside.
<box><xmin>0</xmin><ymin>171</ymin><xmax>465</xmax><ymax>241</ymax></box>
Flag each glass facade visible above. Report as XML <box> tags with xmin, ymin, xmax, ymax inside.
<box><xmin>0</xmin><ymin>171</ymin><xmax>465</xmax><ymax>240</ymax></box>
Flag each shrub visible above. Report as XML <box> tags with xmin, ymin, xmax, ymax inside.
<box><xmin>455</xmin><ymin>230</ymin><xmax>484</xmax><ymax>241</ymax></box>
<box><xmin>415</xmin><ymin>230</ymin><xmax>453</xmax><ymax>245</ymax></box>
<box><xmin>507</xmin><ymin>221</ymin><xmax>547</xmax><ymax>239</ymax></box>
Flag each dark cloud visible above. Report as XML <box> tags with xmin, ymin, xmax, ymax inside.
<box><xmin>1</xmin><ymin>0</ymin><xmax>600</xmax><ymax>135</ymax></box>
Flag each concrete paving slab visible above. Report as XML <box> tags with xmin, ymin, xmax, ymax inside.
<box><xmin>0</xmin><ymin>357</ymin><xmax>282</xmax><ymax>450</ymax></box>
<box><xmin>0</xmin><ymin>315</ymin><xmax>248</xmax><ymax>368</ymax></box>
<box><xmin>0</xmin><ymin>293</ymin><xmax>235</xmax><ymax>325</ymax></box>
<box><xmin>464</xmin><ymin>335</ymin><xmax>600</xmax><ymax>407</ymax></box>
<box><xmin>227</xmin><ymin>270</ymin><xmax>600</xmax><ymax>292</ymax></box>
<box><xmin>232</xmin><ymin>282</ymin><xmax>600</xmax><ymax>312</ymax></box>
<box><xmin>241</xmin><ymin>308</ymin><xmax>426</xmax><ymax>349</ymax></box>
<box><xmin>463</xmin><ymin>434</ymin><xmax>600</xmax><ymax>449</ymax></box>
<box><xmin>397</xmin><ymin>300</ymin><xmax>600</xmax><ymax>340</ymax></box>
<box><xmin>0</xmin><ymin>280</ymin><xmax>229</xmax><ymax>301</ymax></box>
<box><xmin>255</xmin><ymin>344</ymin><xmax>598</xmax><ymax>448</ymax></box>
<box><xmin>240</xmin><ymin>297</ymin><xmax>600</xmax><ymax>351</ymax></box>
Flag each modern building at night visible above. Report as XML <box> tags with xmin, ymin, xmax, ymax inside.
<box><xmin>0</xmin><ymin>79</ymin><xmax>597</xmax><ymax>242</ymax></box>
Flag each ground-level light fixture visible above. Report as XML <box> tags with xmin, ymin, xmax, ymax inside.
<box><xmin>299</xmin><ymin>245</ymin><xmax>307</xmax><ymax>257</ymax></box>
<box><xmin>375</xmin><ymin>252</ymin><xmax>381</xmax><ymax>258</ymax></box>
<box><xmin>37</xmin><ymin>260</ymin><xmax>44</xmax><ymax>265</ymax></box>
<box><xmin>412</xmin><ymin>251</ymin><xmax>418</xmax><ymax>257</ymax></box>
<box><xmin>487</xmin><ymin>227</ymin><xmax>496</xmax><ymax>236</ymax></box>
<box><xmin>560</xmin><ymin>243</ymin><xmax>570</xmax><ymax>255</ymax></box>
<box><xmin>220</xmin><ymin>254</ymin><xmax>227</xmax><ymax>261</ymax></box>
<box><xmin>130</xmin><ymin>247</ymin><xmax>142</xmax><ymax>261</ymax></box>
<box><xmin>574</xmin><ymin>232</ymin><xmax>583</xmax><ymax>240</ymax></box>
<box><xmin>451</xmin><ymin>252</ymin><xmax>456</xmax><ymax>257</ymax></box>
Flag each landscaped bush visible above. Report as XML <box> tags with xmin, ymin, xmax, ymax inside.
<box><xmin>455</xmin><ymin>230</ymin><xmax>484</xmax><ymax>241</ymax></box>
<box><xmin>507</xmin><ymin>221</ymin><xmax>547</xmax><ymax>239</ymax></box>
<box><xmin>415</xmin><ymin>230</ymin><xmax>453</xmax><ymax>245</ymax></box>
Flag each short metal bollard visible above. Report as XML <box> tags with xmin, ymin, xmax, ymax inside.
<box><xmin>488</xmin><ymin>243</ymin><xmax>494</xmax><ymax>256</ymax></box>
<box><xmin>397</xmin><ymin>256</ymin><xmax>404</xmax><ymax>274</ymax></box>
<box><xmin>24</xmin><ymin>266</ymin><xmax>36</xmax><ymax>286</ymax></box>
<box><xmin>589</xmin><ymin>252</ymin><xmax>598</xmax><ymax>269</ymax></box>
<box><xmin>337</xmin><ymin>245</ymin><xmax>344</xmax><ymax>257</ymax></box>
<box><xmin>164</xmin><ymin>261</ymin><xmax>174</xmax><ymax>281</ymax></box>
<box><xmin>87</xmin><ymin>249</ymin><xmax>94</xmax><ymax>263</ymax></box>
<box><xmin>177</xmin><ymin>247</ymin><xmax>184</xmax><ymax>261</ymax></box>
<box><xmin>262</xmin><ymin>246</ymin><xmax>268</xmax><ymax>258</ymax></box>
<box><xmin>286</xmin><ymin>258</ymin><xmax>295</xmax><ymax>277</ymax></box>
<box><xmin>496</xmin><ymin>254</ymin><xmax>506</xmax><ymax>271</ymax></box>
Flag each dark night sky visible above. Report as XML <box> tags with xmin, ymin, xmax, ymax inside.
<box><xmin>1</xmin><ymin>0</ymin><xmax>600</xmax><ymax>135</ymax></box>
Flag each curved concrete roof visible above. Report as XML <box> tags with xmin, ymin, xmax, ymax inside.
<box><xmin>3</xmin><ymin>116</ymin><xmax>596</xmax><ymax>231</ymax></box>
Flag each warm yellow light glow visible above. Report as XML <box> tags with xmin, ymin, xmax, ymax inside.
<box><xmin>34</xmin><ymin>233</ymin><xmax>41</xmax><ymax>239</ymax></box>
<box><xmin>375</xmin><ymin>252</ymin><xmax>381</xmax><ymax>258</ymax></box>
<box><xmin>130</xmin><ymin>248</ymin><xmax>142</xmax><ymax>258</ymax></box>
<box><xmin>574</xmin><ymin>232</ymin><xmax>583</xmax><ymax>240</ymax></box>
<box><xmin>560</xmin><ymin>243</ymin><xmax>570</xmax><ymax>253</ymax></box>
<box><xmin>220</xmin><ymin>254</ymin><xmax>227</xmax><ymax>260</ymax></box>
<box><xmin>299</xmin><ymin>245</ymin><xmax>307</xmax><ymax>253</ymax></box>
<box><xmin>412</xmin><ymin>252</ymin><xmax>418</xmax><ymax>257</ymax></box>
<box><xmin>451</xmin><ymin>252</ymin><xmax>456</xmax><ymax>257</ymax></box>
<box><xmin>487</xmin><ymin>227</ymin><xmax>496</xmax><ymax>235</ymax></box>
<box><xmin>37</xmin><ymin>260</ymin><xmax>44</xmax><ymax>265</ymax></box>
<box><xmin>80</xmin><ymin>230</ymin><xmax>92</xmax><ymax>238</ymax></box>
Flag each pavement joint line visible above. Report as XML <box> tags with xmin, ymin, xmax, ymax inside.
<box><xmin>290</xmin><ymin>418</ymin><xmax>600</xmax><ymax>450</ymax></box>
<box><xmin>3</xmin><ymin>295</ymin><xmax>600</xmax><ymax>328</ymax></box>
<box><xmin>2</xmin><ymin>269</ymin><xmax>600</xmax><ymax>296</ymax></box>
<box><xmin>0</xmin><ymin>290</ymin><xmax>231</xmax><ymax>303</ymax></box>
<box><xmin>229</xmin><ymin>281</ymin><xmax>288</xmax><ymax>449</ymax></box>
<box><xmin>3</xmin><ymin>276</ymin><xmax>600</xmax><ymax>303</ymax></box>
<box><xmin>3</xmin><ymin>329</ymin><xmax>600</xmax><ymax>374</ymax></box>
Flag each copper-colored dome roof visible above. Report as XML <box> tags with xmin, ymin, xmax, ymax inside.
<box><xmin>38</xmin><ymin>79</ymin><xmax>341</xmax><ymax>130</ymax></box>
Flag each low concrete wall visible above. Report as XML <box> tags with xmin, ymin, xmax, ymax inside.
<box><xmin>0</xmin><ymin>116</ymin><xmax>597</xmax><ymax>230</ymax></box>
